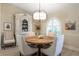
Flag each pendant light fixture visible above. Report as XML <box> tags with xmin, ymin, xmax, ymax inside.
<box><xmin>33</xmin><ymin>3</ymin><xmax>46</xmax><ymax>20</ymax></box>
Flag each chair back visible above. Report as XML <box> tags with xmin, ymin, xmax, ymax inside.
<box><xmin>41</xmin><ymin>35</ymin><xmax>64</xmax><ymax>56</ymax></box>
<box><xmin>55</xmin><ymin>35</ymin><xmax>64</xmax><ymax>56</ymax></box>
<box><xmin>27</xmin><ymin>32</ymin><xmax>35</xmax><ymax>37</ymax></box>
<box><xmin>47</xmin><ymin>32</ymin><xmax>55</xmax><ymax>37</ymax></box>
<box><xmin>4</xmin><ymin>31</ymin><xmax>13</xmax><ymax>40</ymax></box>
<box><xmin>16</xmin><ymin>34</ymin><xmax>37</xmax><ymax>55</ymax></box>
<box><xmin>3</xmin><ymin>31</ymin><xmax>15</xmax><ymax>44</ymax></box>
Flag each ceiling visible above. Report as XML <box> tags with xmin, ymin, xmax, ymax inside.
<box><xmin>10</xmin><ymin>3</ymin><xmax>79</xmax><ymax>16</ymax></box>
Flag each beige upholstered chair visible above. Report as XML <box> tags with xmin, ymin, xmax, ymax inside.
<box><xmin>54</xmin><ymin>35</ymin><xmax>64</xmax><ymax>56</ymax></box>
<box><xmin>27</xmin><ymin>32</ymin><xmax>35</xmax><ymax>37</ymax></box>
<box><xmin>47</xmin><ymin>32</ymin><xmax>55</xmax><ymax>37</ymax></box>
<box><xmin>41</xmin><ymin>35</ymin><xmax>64</xmax><ymax>56</ymax></box>
<box><xmin>4</xmin><ymin>31</ymin><xmax>15</xmax><ymax>44</ymax></box>
<box><xmin>26</xmin><ymin>32</ymin><xmax>38</xmax><ymax>48</ymax></box>
<box><xmin>1</xmin><ymin>31</ymin><xmax>16</xmax><ymax>48</ymax></box>
<box><xmin>16</xmin><ymin>34</ymin><xmax>38</xmax><ymax>56</ymax></box>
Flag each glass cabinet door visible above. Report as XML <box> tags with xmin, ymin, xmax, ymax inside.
<box><xmin>22</xmin><ymin>19</ymin><xmax>28</xmax><ymax>32</ymax></box>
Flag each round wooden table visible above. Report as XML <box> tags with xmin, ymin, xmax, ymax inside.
<box><xmin>25</xmin><ymin>36</ymin><xmax>54</xmax><ymax>56</ymax></box>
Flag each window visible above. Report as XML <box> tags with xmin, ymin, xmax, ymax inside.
<box><xmin>46</xmin><ymin>18</ymin><xmax>62</xmax><ymax>36</ymax></box>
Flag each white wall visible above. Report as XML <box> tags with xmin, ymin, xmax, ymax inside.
<box><xmin>40</xmin><ymin>4</ymin><xmax>79</xmax><ymax>51</ymax></box>
<box><xmin>0</xmin><ymin>4</ymin><xmax>1</xmax><ymax>49</ymax></box>
<box><xmin>1</xmin><ymin>4</ymin><xmax>27</xmax><ymax>32</ymax></box>
<box><xmin>0</xmin><ymin>3</ymin><xmax>29</xmax><ymax>48</ymax></box>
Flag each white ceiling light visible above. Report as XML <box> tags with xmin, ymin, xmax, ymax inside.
<box><xmin>40</xmin><ymin>11</ymin><xmax>46</xmax><ymax>20</ymax></box>
<box><xmin>33</xmin><ymin>11</ymin><xmax>46</xmax><ymax>20</ymax></box>
<box><xmin>33</xmin><ymin>12</ymin><xmax>40</xmax><ymax>20</ymax></box>
<box><xmin>33</xmin><ymin>3</ymin><xmax>47</xmax><ymax>20</ymax></box>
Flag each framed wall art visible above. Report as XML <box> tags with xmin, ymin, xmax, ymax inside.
<box><xmin>65</xmin><ymin>20</ymin><xmax>76</xmax><ymax>30</ymax></box>
<box><xmin>4</xmin><ymin>22</ymin><xmax>12</xmax><ymax>31</ymax></box>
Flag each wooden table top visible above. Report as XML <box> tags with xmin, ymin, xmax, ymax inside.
<box><xmin>25</xmin><ymin>36</ymin><xmax>55</xmax><ymax>44</ymax></box>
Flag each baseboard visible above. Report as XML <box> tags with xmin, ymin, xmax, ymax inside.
<box><xmin>64</xmin><ymin>45</ymin><xmax>79</xmax><ymax>52</ymax></box>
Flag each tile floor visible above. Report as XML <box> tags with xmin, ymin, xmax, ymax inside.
<box><xmin>0</xmin><ymin>47</ymin><xmax>20</xmax><ymax>56</ymax></box>
<box><xmin>62</xmin><ymin>48</ymin><xmax>79</xmax><ymax>56</ymax></box>
<box><xmin>0</xmin><ymin>47</ymin><xmax>79</xmax><ymax>56</ymax></box>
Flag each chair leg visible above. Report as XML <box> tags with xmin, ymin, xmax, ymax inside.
<box><xmin>58</xmin><ymin>53</ymin><xmax>61</xmax><ymax>56</ymax></box>
<box><xmin>19</xmin><ymin>52</ymin><xmax>24</xmax><ymax>56</ymax></box>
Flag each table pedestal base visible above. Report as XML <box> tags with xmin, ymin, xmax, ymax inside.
<box><xmin>37</xmin><ymin>45</ymin><xmax>48</xmax><ymax>56</ymax></box>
